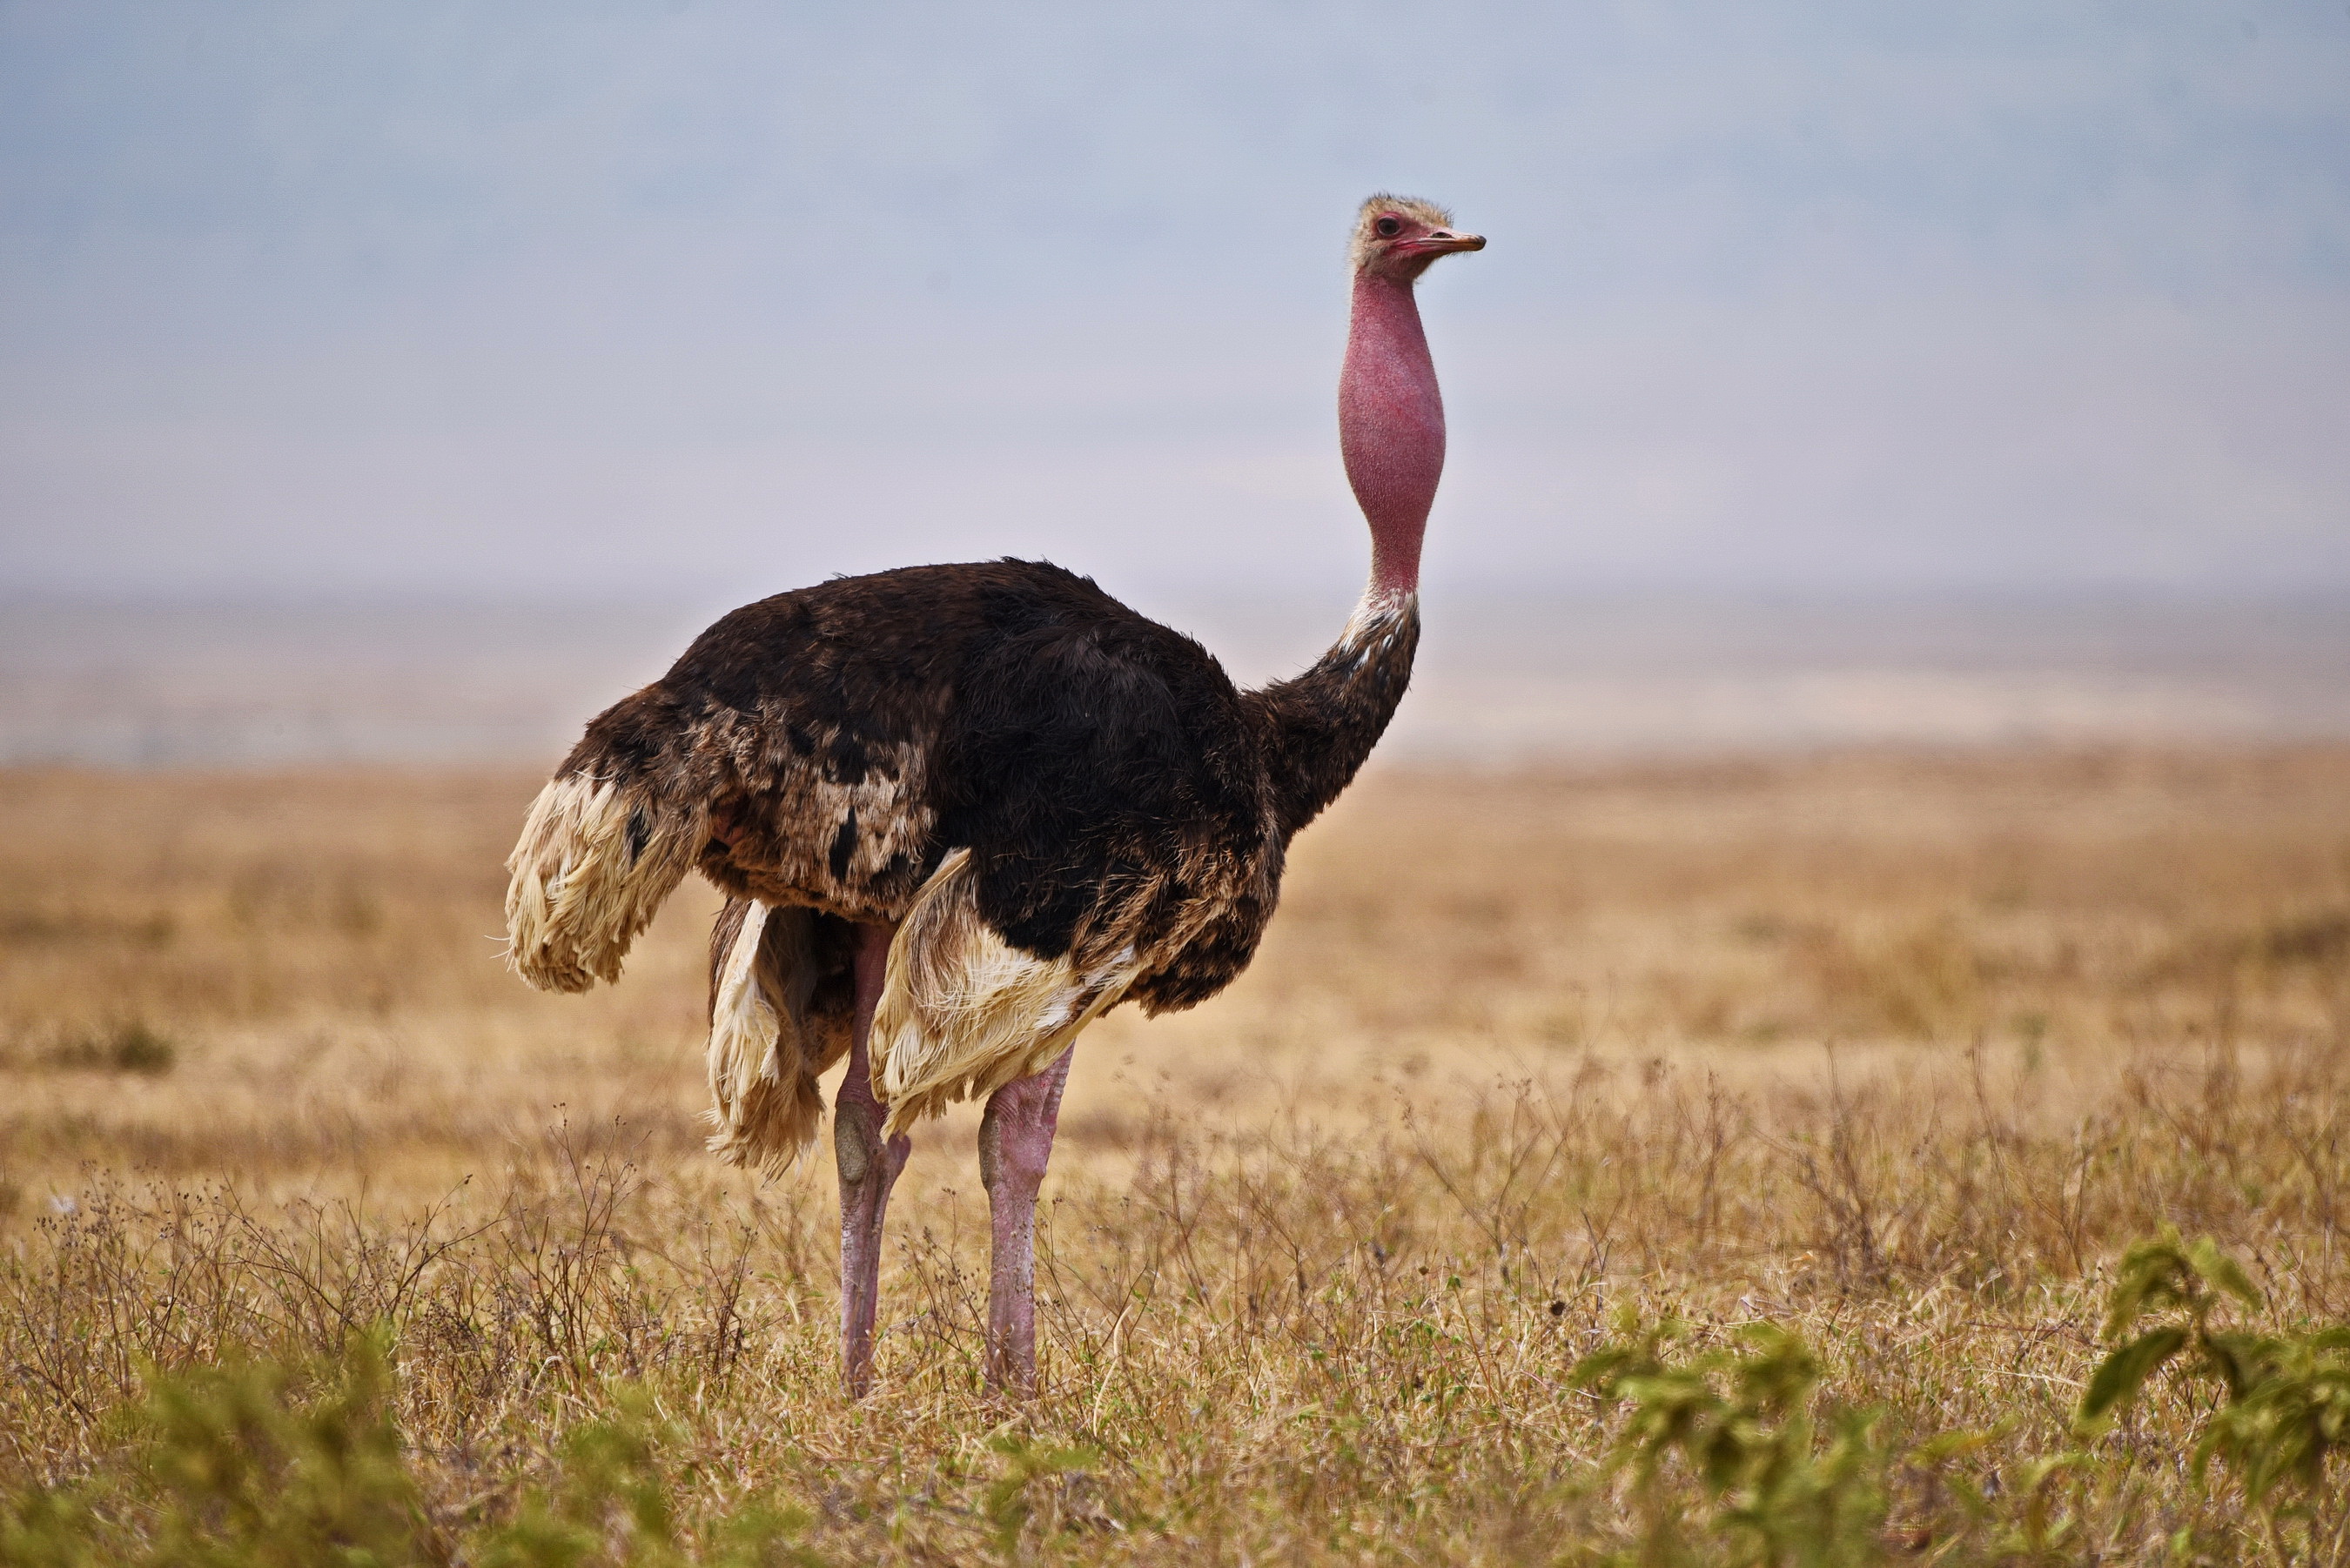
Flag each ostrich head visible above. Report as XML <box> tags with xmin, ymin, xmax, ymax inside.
<box><xmin>1350</xmin><ymin>194</ymin><xmax>1486</xmax><ymax>283</ymax></box>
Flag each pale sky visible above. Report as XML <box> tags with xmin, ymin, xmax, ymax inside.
<box><xmin>3</xmin><ymin>0</ymin><xmax>2347</xmax><ymax>607</ymax></box>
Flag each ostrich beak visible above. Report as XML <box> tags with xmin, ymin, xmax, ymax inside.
<box><xmin>1401</xmin><ymin>230</ymin><xmax>1487</xmax><ymax>258</ymax></box>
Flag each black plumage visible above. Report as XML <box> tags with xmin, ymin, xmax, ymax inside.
<box><xmin>568</xmin><ymin>556</ymin><xmax>1413</xmax><ymax>1014</ymax></box>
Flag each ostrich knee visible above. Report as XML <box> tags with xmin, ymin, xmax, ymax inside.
<box><xmin>835</xmin><ymin>1094</ymin><xmax>910</xmax><ymax>1190</ymax></box>
<box><xmin>978</xmin><ymin>1049</ymin><xmax>1073</xmax><ymax>1394</ymax></box>
<box><xmin>977</xmin><ymin>1090</ymin><xmax>1058</xmax><ymax>1195</ymax></box>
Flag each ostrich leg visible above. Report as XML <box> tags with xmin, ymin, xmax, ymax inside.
<box><xmin>835</xmin><ymin>922</ymin><xmax>910</xmax><ymax>1397</ymax></box>
<box><xmin>977</xmin><ymin>1046</ymin><xmax>1075</xmax><ymax>1395</ymax></box>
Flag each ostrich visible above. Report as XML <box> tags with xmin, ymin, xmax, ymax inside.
<box><xmin>504</xmin><ymin>195</ymin><xmax>1483</xmax><ymax>1396</ymax></box>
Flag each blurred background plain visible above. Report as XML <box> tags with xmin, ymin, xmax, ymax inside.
<box><xmin>3</xmin><ymin>1</ymin><xmax>2347</xmax><ymax>766</ymax></box>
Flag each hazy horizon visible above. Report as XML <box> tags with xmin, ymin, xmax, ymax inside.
<box><xmin>7</xmin><ymin>586</ymin><xmax>2346</xmax><ymax>768</ymax></box>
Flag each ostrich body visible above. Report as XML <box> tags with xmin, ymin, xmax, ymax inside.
<box><xmin>505</xmin><ymin>196</ymin><xmax>1482</xmax><ymax>1395</ymax></box>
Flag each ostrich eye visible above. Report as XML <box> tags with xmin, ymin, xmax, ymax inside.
<box><xmin>1374</xmin><ymin>215</ymin><xmax>1404</xmax><ymax>238</ymax></box>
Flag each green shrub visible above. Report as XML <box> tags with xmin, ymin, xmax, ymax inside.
<box><xmin>2076</xmin><ymin>1227</ymin><xmax>2350</xmax><ymax>1566</ymax></box>
<box><xmin>0</xmin><ymin>1328</ymin><xmax>433</xmax><ymax>1567</ymax></box>
<box><xmin>1572</xmin><ymin>1315</ymin><xmax>1893</xmax><ymax>1566</ymax></box>
<box><xmin>474</xmin><ymin>1391</ymin><xmax>822</xmax><ymax>1568</ymax></box>
<box><xmin>0</xmin><ymin>1335</ymin><xmax>822</xmax><ymax>1568</ymax></box>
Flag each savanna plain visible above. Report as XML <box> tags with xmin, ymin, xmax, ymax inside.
<box><xmin>1</xmin><ymin>747</ymin><xmax>2346</xmax><ymax>1565</ymax></box>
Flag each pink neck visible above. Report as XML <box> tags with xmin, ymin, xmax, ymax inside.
<box><xmin>1339</xmin><ymin>271</ymin><xmax>1445</xmax><ymax>597</ymax></box>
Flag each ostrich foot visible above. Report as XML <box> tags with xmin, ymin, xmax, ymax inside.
<box><xmin>978</xmin><ymin>1046</ymin><xmax>1074</xmax><ymax>1396</ymax></box>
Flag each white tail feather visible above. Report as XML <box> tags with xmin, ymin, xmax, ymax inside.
<box><xmin>504</xmin><ymin>771</ymin><xmax>703</xmax><ymax>993</ymax></box>
<box><xmin>704</xmin><ymin>901</ymin><xmax>842</xmax><ymax>1173</ymax></box>
<box><xmin>707</xmin><ymin>900</ymin><xmax>782</xmax><ymax>1142</ymax></box>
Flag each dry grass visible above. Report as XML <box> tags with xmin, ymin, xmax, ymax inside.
<box><xmin>1</xmin><ymin>747</ymin><xmax>2346</xmax><ymax>1563</ymax></box>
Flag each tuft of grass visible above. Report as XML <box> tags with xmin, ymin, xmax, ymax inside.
<box><xmin>39</xmin><ymin>1022</ymin><xmax>176</xmax><ymax>1076</ymax></box>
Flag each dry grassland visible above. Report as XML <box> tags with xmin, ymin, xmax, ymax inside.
<box><xmin>1</xmin><ymin>748</ymin><xmax>2346</xmax><ymax>1564</ymax></box>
